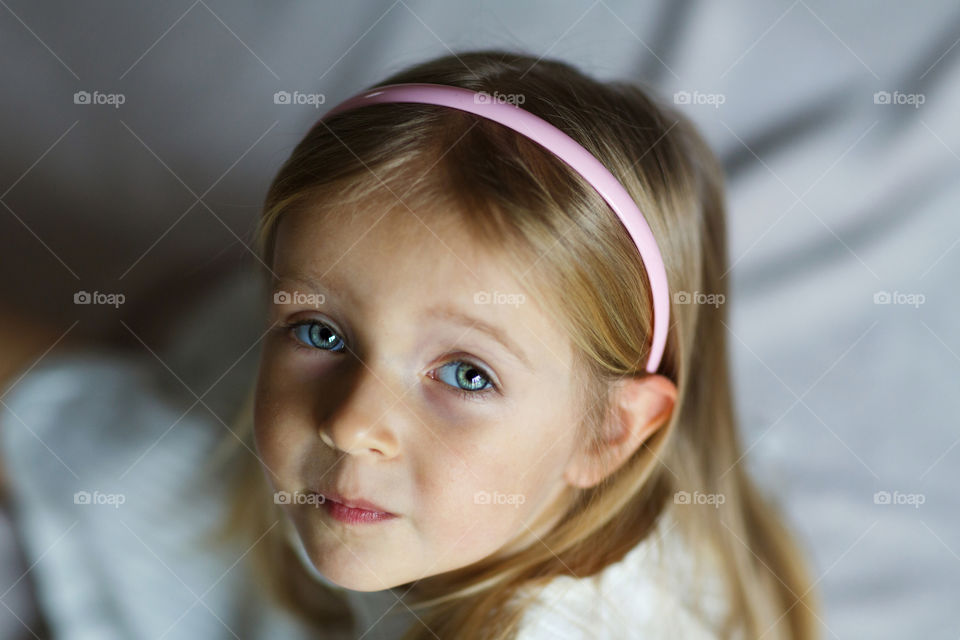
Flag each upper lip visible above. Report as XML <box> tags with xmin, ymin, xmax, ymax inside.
<box><xmin>317</xmin><ymin>488</ymin><xmax>395</xmax><ymax>515</ymax></box>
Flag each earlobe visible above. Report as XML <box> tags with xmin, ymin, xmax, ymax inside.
<box><xmin>564</xmin><ymin>374</ymin><xmax>677</xmax><ymax>489</ymax></box>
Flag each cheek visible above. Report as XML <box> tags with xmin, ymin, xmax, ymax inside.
<box><xmin>413</xmin><ymin>410</ymin><xmax>573</xmax><ymax>557</ymax></box>
<box><xmin>418</xmin><ymin>471</ymin><xmax>524</xmax><ymax>560</ymax></box>
<box><xmin>253</xmin><ymin>361</ymin><xmax>310</xmax><ymax>479</ymax></box>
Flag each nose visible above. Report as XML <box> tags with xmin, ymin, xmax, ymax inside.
<box><xmin>318</xmin><ymin>362</ymin><xmax>403</xmax><ymax>459</ymax></box>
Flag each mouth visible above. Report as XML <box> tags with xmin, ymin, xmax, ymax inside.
<box><xmin>314</xmin><ymin>488</ymin><xmax>398</xmax><ymax>524</ymax></box>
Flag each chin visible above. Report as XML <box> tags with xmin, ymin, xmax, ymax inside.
<box><xmin>317</xmin><ymin>561</ymin><xmax>402</xmax><ymax>592</ymax></box>
<box><xmin>300</xmin><ymin>541</ymin><xmax>401</xmax><ymax>592</ymax></box>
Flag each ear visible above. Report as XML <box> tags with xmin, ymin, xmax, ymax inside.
<box><xmin>564</xmin><ymin>374</ymin><xmax>677</xmax><ymax>489</ymax></box>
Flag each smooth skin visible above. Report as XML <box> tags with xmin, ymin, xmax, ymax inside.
<box><xmin>254</xmin><ymin>201</ymin><xmax>677</xmax><ymax>594</ymax></box>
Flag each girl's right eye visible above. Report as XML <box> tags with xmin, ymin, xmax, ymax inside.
<box><xmin>285</xmin><ymin>320</ymin><xmax>346</xmax><ymax>352</ymax></box>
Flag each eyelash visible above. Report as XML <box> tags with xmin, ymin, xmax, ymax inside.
<box><xmin>278</xmin><ymin>319</ymin><xmax>500</xmax><ymax>401</ymax></box>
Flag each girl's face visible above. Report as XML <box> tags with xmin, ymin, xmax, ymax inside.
<box><xmin>254</xmin><ymin>202</ymin><xmax>587</xmax><ymax>592</ymax></box>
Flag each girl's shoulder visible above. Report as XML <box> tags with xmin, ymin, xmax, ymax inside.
<box><xmin>513</xmin><ymin>505</ymin><xmax>737</xmax><ymax>640</ymax></box>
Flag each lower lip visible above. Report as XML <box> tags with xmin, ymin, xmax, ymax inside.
<box><xmin>322</xmin><ymin>499</ymin><xmax>397</xmax><ymax>524</ymax></box>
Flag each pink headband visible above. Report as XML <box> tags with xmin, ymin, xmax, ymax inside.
<box><xmin>322</xmin><ymin>82</ymin><xmax>669</xmax><ymax>373</ymax></box>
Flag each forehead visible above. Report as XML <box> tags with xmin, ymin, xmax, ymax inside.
<box><xmin>271</xmin><ymin>201</ymin><xmax>571</xmax><ymax>368</ymax></box>
<box><xmin>274</xmin><ymin>201</ymin><xmax>503</xmax><ymax>297</ymax></box>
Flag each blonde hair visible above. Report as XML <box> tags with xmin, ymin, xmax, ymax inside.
<box><xmin>201</xmin><ymin>49</ymin><xmax>820</xmax><ymax>639</ymax></box>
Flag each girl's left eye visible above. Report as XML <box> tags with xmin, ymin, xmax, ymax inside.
<box><xmin>432</xmin><ymin>360</ymin><xmax>498</xmax><ymax>400</ymax></box>
<box><xmin>285</xmin><ymin>320</ymin><xmax>346</xmax><ymax>352</ymax></box>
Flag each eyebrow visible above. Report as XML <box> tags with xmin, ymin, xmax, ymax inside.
<box><xmin>273</xmin><ymin>273</ymin><xmax>532</xmax><ymax>370</ymax></box>
<box><xmin>424</xmin><ymin>307</ymin><xmax>532</xmax><ymax>371</ymax></box>
<box><xmin>273</xmin><ymin>273</ymin><xmax>351</xmax><ymax>302</ymax></box>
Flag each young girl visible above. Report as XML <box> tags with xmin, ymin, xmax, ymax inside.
<box><xmin>0</xmin><ymin>49</ymin><xmax>820</xmax><ymax>639</ymax></box>
<box><xmin>210</xmin><ymin>49</ymin><xmax>821</xmax><ymax>639</ymax></box>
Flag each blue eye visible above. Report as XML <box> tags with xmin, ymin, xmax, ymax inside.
<box><xmin>287</xmin><ymin>320</ymin><xmax>345</xmax><ymax>352</ymax></box>
<box><xmin>434</xmin><ymin>360</ymin><xmax>495</xmax><ymax>397</ymax></box>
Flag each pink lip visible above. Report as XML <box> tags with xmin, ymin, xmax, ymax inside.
<box><xmin>317</xmin><ymin>489</ymin><xmax>396</xmax><ymax>518</ymax></box>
